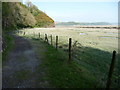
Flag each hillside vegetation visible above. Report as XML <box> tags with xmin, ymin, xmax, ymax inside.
<box><xmin>2</xmin><ymin>2</ymin><xmax>54</xmax><ymax>61</ymax></box>
<box><xmin>27</xmin><ymin>2</ymin><xmax>54</xmax><ymax>27</ymax></box>
<box><xmin>2</xmin><ymin>2</ymin><xmax>54</xmax><ymax>30</ymax></box>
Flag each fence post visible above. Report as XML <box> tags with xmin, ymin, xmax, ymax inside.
<box><xmin>45</xmin><ymin>34</ymin><xmax>46</xmax><ymax>41</ymax></box>
<box><xmin>106</xmin><ymin>50</ymin><xmax>116</xmax><ymax>90</ymax></box>
<box><xmin>56</xmin><ymin>36</ymin><xmax>58</xmax><ymax>50</ymax></box>
<box><xmin>51</xmin><ymin>35</ymin><xmax>52</xmax><ymax>45</ymax></box>
<box><xmin>23</xmin><ymin>32</ymin><xmax>25</xmax><ymax>35</ymax></box>
<box><xmin>45</xmin><ymin>34</ymin><xmax>48</xmax><ymax>43</ymax></box>
<box><xmin>39</xmin><ymin>33</ymin><xmax>40</xmax><ymax>38</ymax></box>
<box><xmin>68</xmin><ymin>38</ymin><xmax>72</xmax><ymax>63</ymax></box>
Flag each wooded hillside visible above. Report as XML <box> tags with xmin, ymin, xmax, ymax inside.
<box><xmin>2</xmin><ymin>2</ymin><xmax>55</xmax><ymax>30</ymax></box>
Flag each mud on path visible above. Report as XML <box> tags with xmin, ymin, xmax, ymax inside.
<box><xmin>2</xmin><ymin>34</ymin><xmax>48</xmax><ymax>88</ymax></box>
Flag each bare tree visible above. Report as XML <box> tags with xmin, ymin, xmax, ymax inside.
<box><xmin>25</xmin><ymin>0</ymin><xmax>33</xmax><ymax>8</ymax></box>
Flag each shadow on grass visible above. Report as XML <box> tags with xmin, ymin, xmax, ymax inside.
<box><xmin>41</xmin><ymin>39</ymin><xmax>119</xmax><ymax>88</ymax></box>
<box><xmin>10</xmin><ymin>35</ymin><xmax>119</xmax><ymax>88</ymax></box>
<box><xmin>73</xmin><ymin>46</ymin><xmax>119</xmax><ymax>88</ymax></box>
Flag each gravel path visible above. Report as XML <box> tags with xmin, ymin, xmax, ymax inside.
<box><xmin>2</xmin><ymin>35</ymin><xmax>47</xmax><ymax>88</ymax></box>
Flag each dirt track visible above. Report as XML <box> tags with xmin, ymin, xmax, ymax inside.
<box><xmin>2</xmin><ymin>35</ymin><xmax>48</xmax><ymax>88</ymax></box>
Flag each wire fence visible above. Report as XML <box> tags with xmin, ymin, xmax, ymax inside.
<box><xmin>15</xmin><ymin>30</ymin><xmax>118</xmax><ymax>89</ymax></box>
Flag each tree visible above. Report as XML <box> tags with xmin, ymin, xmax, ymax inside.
<box><xmin>25</xmin><ymin>0</ymin><xmax>33</xmax><ymax>8</ymax></box>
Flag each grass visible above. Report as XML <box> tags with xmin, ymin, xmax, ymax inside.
<box><xmin>16</xmin><ymin>27</ymin><xmax>119</xmax><ymax>88</ymax></box>
<box><xmin>2</xmin><ymin>32</ymin><xmax>14</xmax><ymax>61</ymax></box>
<box><xmin>42</xmin><ymin>43</ymin><xmax>97</xmax><ymax>88</ymax></box>
<box><xmin>26</xmin><ymin>37</ymin><xmax>97</xmax><ymax>88</ymax></box>
<box><xmin>18</xmin><ymin>27</ymin><xmax>118</xmax><ymax>52</ymax></box>
<box><xmin>42</xmin><ymin>42</ymin><xmax>118</xmax><ymax>88</ymax></box>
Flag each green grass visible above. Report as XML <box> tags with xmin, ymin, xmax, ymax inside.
<box><xmin>2</xmin><ymin>32</ymin><xmax>14</xmax><ymax>61</ymax></box>
<box><xmin>42</xmin><ymin>43</ymin><xmax>97</xmax><ymax>88</ymax></box>
<box><xmin>18</xmin><ymin>27</ymin><xmax>118</xmax><ymax>52</ymax></box>
<box><xmin>26</xmin><ymin>38</ymin><xmax>97</xmax><ymax>88</ymax></box>
<box><xmin>16</xmin><ymin>27</ymin><xmax>119</xmax><ymax>88</ymax></box>
<box><xmin>43</xmin><ymin>43</ymin><xmax>118</xmax><ymax>88</ymax></box>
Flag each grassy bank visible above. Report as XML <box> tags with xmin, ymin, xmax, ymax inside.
<box><xmin>2</xmin><ymin>32</ymin><xmax>14</xmax><ymax>61</ymax></box>
<box><xmin>22</xmin><ymin>36</ymin><xmax>118</xmax><ymax>88</ymax></box>
<box><xmin>27</xmin><ymin>37</ymin><xmax>97</xmax><ymax>88</ymax></box>
<box><xmin>16</xmin><ymin>28</ymin><xmax>119</xmax><ymax>88</ymax></box>
<box><xmin>42</xmin><ymin>43</ymin><xmax>98</xmax><ymax>88</ymax></box>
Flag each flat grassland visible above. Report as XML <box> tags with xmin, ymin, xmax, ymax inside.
<box><xmin>19</xmin><ymin>27</ymin><xmax>118</xmax><ymax>52</ymax></box>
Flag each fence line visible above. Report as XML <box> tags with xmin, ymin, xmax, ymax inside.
<box><xmin>20</xmin><ymin>31</ymin><xmax>117</xmax><ymax>88</ymax></box>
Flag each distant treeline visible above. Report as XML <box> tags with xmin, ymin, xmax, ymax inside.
<box><xmin>2</xmin><ymin>1</ymin><xmax>55</xmax><ymax>31</ymax></box>
<box><xmin>56</xmin><ymin>22</ymin><xmax>111</xmax><ymax>26</ymax></box>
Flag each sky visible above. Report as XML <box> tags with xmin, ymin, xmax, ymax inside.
<box><xmin>26</xmin><ymin>1</ymin><xmax>118</xmax><ymax>23</ymax></box>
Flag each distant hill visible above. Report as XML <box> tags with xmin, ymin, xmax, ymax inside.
<box><xmin>55</xmin><ymin>22</ymin><xmax>111</xmax><ymax>26</ymax></box>
<box><xmin>2</xmin><ymin>2</ymin><xmax>55</xmax><ymax>31</ymax></box>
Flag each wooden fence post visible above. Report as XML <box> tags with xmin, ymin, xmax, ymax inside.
<box><xmin>39</xmin><ymin>33</ymin><xmax>40</xmax><ymax>38</ymax></box>
<box><xmin>45</xmin><ymin>34</ymin><xmax>48</xmax><ymax>43</ymax></box>
<box><xmin>51</xmin><ymin>35</ymin><xmax>52</xmax><ymax>45</ymax></box>
<box><xmin>45</xmin><ymin>34</ymin><xmax>46</xmax><ymax>41</ymax></box>
<box><xmin>23</xmin><ymin>32</ymin><xmax>25</xmax><ymax>35</ymax></box>
<box><xmin>56</xmin><ymin>36</ymin><xmax>58</xmax><ymax>50</ymax></box>
<box><xmin>106</xmin><ymin>50</ymin><xmax>116</xmax><ymax>90</ymax></box>
<box><xmin>68</xmin><ymin>38</ymin><xmax>72</xmax><ymax>62</ymax></box>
